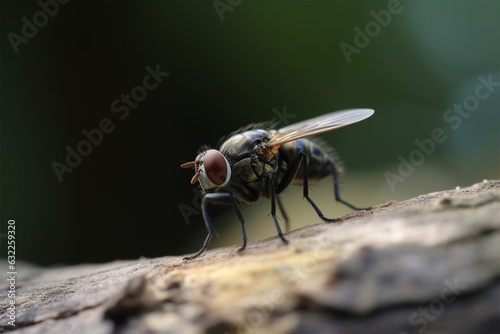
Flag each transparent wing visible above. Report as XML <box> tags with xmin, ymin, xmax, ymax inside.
<box><xmin>269</xmin><ymin>108</ymin><xmax>374</xmax><ymax>146</ymax></box>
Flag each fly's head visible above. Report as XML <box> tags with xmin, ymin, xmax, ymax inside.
<box><xmin>181</xmin><ymin>149</ymin><xmax>231</xmax><ymax>190</ymax></box>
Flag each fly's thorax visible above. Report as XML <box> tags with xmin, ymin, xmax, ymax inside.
<box><xmin>220</xmin><ymin>129</ymin><xmax>278</xmax><ymax>179</ymax></box>
<box><xmin>218</xmin><ymin>129</ymin><xmax>279</xmax><ymax>204</ymax></box>
<box><xmin>231</xmin><ymin>153</ymin><xmax>278</xmax><ymax>180</ymax></box>
<box><xmin>228</xmin><ymin>157</ymin><xmax>277</xmax><ymax>204</ymax></box>
<box><xmin>219</xmin><ymin>129</ymin><xmax>270</xmax><ymax>162</ymax></box>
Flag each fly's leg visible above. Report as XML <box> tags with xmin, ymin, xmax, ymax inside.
<box><xmin>274</xmin><ymin>151</ymin><xmax>306</xmax><ymax>226</ymax></box>
<box><xmin>183</xmin><ymin>193</ymin><xmax>228</xmax><ymax>260</ymax></box>
<box><xmin>276</xmin><ymin>150</ymin><xmax>368</xmax><ymax>221</ymax></box>
<box><xmin>268</xmin><ymin>174</ymin><xmax>289</xmax><ymax>243</ymax></box>
<box><xmin>332</xmin><ymin>163</ymin><xmax>371</xmax><ymax>211</ymax></box>
<box><xmin>227</xmin><ymin>185</ymin><xmax>248</xmax><ymax>252</ymax></box>
<box><xmin>183</xmin><ymin>188</ymin><xmax>247</xmax><ymax>260</ymax></box>
<box><xmin>276</xmin><ymin>195</ymin><xmax>290</xmax><ymax>232</ymax></box>
<box><xmin>299</xmin><ymin>151</ymin><xmax>338</xmax><ymax>222</ymax></box>
<box><xmin>276</xmin><ymin>150</ymin><xmax>336</xmax><ymax>222</ymax></box>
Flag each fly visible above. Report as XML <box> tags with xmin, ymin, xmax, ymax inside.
<box><xmin>181</xmin><ymin>108</ymin><xmax>374</xmax><ymax>260</ymax></box>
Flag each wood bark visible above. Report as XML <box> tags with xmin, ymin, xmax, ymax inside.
<box><xmin>1</xmin><ymin>180</ymin><xmax>499</xmax><ymax>334</ymax></box>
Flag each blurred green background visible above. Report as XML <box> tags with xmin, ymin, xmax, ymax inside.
<box><xmin>1</xmin><ymin>0</ymin><xmax>499</xmax><ymax>265</ymax></box>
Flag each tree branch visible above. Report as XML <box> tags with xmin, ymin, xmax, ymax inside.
<box><xmin>1</xmin><ymin>180</ymin><xmax>499</xmax><ymax>334</ymax></box>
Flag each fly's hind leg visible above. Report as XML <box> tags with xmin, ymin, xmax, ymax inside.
<box><xmin>332</xmin><ymin>163</ymin><xmax>371</xmax><ymax>211</ymax></box>
<box><xmin>275</xmin><ymin>150</ymin><xmax>336</xmax><ymax>222</ymax></box>
<box><xmin>300</xmin><ymin>152</ymin><xmax>337</xmax><ymax>222</ymax></box>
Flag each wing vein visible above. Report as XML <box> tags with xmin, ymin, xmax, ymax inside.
<box><xmin>269</xmin><ymin>108</ymin><xmax>374</xmax><ymax>146</ymax></box>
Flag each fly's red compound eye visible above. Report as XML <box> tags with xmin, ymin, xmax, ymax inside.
<box><xmin>203</xmin><ymin>149</ymin><xmax>229</xmax><ymax>186</ymax></box>
<box><xmin>182</xmin><ymin>149</ymin><xmax>231</xmax><ymax>189</ymax></box>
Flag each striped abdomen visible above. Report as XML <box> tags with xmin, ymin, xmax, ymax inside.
<box><xmin>277</xmin><ymin>138</ymin><xmax>343</xmax><ymax>185</ymax></box>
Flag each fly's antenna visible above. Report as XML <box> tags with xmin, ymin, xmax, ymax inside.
<box><xmin>180</xmin><ymin>161</ymin><xmax>200</xmax><ymax>184</ymax></box>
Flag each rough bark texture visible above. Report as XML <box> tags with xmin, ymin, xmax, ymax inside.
<box><xmin>1</xmin><ymin>180</ymin><xmax>500</xmax><ymax>334</ymax></box>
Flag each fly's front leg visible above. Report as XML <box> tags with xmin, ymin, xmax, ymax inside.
<box><xmin>183</xmin><ymin>187</ymin><xmax>248</xmax><ymax>260</ymax></box>
<box><xmin>268</xmin><ymin>174</ymin><xmax>289</xmax><ymax>244</ymax></box>
<box><xmin>183</xmin><ymin>193</ymin><xmax>230</xmax><ymax>260</ymax></box>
